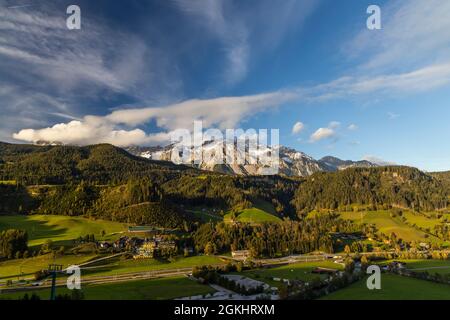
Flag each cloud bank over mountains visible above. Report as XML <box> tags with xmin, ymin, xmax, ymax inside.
<box><xmin>13</xmin><ymin>91</ymin><xmax>297</xmax><ymax>146</ymax></box>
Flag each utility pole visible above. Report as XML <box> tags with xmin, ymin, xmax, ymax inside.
<box><xmin>47</xmin><ymin>264</ymin><xmax>63</xmax><ymax>300</ymax></box>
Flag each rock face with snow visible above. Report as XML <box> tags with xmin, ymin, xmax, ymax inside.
<box><xmin>124</xmin><ymin>142</ymin><xmax>377</xmax><ymax>177</ymax></box>
<box><xmin>277</xmin><ymin>146</ymin><xmax>330</xmax><ymax>177</ymax></box>
<box><xmin>319</xmin><ymin>156</ymin><xmax>377</xmax><ymax>170</ymax></box>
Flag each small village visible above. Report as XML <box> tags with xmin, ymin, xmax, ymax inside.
<box><xmin>95</xmin><ymin>226</ymin><xmax>180</xmax><ymax>259</ymax></box>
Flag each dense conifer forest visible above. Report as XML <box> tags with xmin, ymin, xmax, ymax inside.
<box><xmin>293</xmin><ymin>167</ymin><xmax>448</xmax><ymax>214</ymax></box>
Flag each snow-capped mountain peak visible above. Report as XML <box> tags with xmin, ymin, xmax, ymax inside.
<box><xmin>124</xmin><ymin>141</ymin><xmax>378</xmax><ymax>177</ymax></box>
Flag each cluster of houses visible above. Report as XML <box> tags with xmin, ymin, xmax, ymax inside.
<box><xmin>134</xmin><ymin>237</ymin><xmax>177</xmax><ymax>259</ymax></box>
<box><xmin>98</xmin><ymin>235</ymin><xmax>177</xmax><ymax>259</ymax></box>
<box><xmin>99</xmin><ymin>236</ymin><xmax>144</xmax><ymax>250</ymax></box>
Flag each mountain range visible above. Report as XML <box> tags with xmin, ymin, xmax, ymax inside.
<box><xmin>2</xmin><ymin>139</ymin><xmax>380</xmax><ymax>177</ymax></box>
<box><xmin>124</xmin><ymin>141</ymin><xmax>378</xmax><ymax>177</ymax></box>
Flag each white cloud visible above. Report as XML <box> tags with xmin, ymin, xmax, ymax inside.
<box><xmin>310</xmin><ymin>127</ymin><xmax>335</xmax><ymax>142</ymax></box>
<box><xmin>12</xmin><ymin>118</ymin><xmax>173</xmax><ymax>147</ymax></box>
<box><xmin>13</xmin><ymin>91</ymin><xmax>297</xmax><ymax>146</ymax></box>
<box><xmin>328</xmin><ymin>121</ymin><xmax>340</xmax><ymax>129</ymax></box>
<box><xmin>0</xmin><ymin>84</ymin><xmax>78</xmax><ymax>141</ymax></box>
<box><xmin>291</xmin><ymin>121</ymin><xmax>305</xmax><ymax>134</ymax></box>
<box><xmin>106</xmin><ymin>91</ymin><xmax>297</xmax><ymax>130</ymax></box>
<box><xmin>388</xmin><ymin>112</ymin><xmax>400</xmax><ymax>120</ymax></box>
<box><xmin>309</xmin><ymin>121</ymin><xmax>340</xmax><ymax>143</ymax></box>
<box><xmin>346</xmin><ymin>0</ymin><xmax>450</xmax><ymax>72</ymax></box>
<box><xmin>307</xmin><ymin>62</ymin><xmax>450</xmax><ymax>101</ymax></box>
<box><xmin>347</xmin><ymin>124</ymin><xmax>358</xmax><ymax>131</ymax></box>
<box><xmin>0</xmin><ymin>6</ymin><xmax>146</xmax><ymax>93</ymax></box>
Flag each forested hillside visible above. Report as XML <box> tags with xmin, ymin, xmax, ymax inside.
<box><xmin>0</xmin><ymin>184</ymin><xmax>37</xmax><ymax>213</ymax></box>
<box><xmin>0</xmin><ymin>143</ymin><xmax>296</xmax><ymax>227</ymax></box>
<box><xmin>193</xmin><ymin>214</ymin><xmax>360</xmax><ymax>256</ymax></box>
<box><xmin>430</xmin><ymin>171</ymin><xmax>450</xmax><ymax>194</ymax></box>
<box><xmin>293</xmin><ymin>166</ymin><xmax>448</xmax><ymax>214</ymax></box>
<box><xmin>1</xmin><ymin>142</ymin><xmax>448</xmax><ymax>231</ymax></box>
<box><xmin>0</xmin><ymin>142</ymin><xmax>189</xmax><ymax>185</ymax></box>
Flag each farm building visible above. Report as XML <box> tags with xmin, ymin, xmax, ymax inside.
<box><xmin>231</xmin><ymin>250</ymin><xmax>251</xmax><ymax>260</ymax></box>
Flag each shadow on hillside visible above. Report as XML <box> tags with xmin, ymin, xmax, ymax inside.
<box><xmin>0</xmin><ymin>215</ymin><xmax>70</xmax><ymax>249</ymax></box>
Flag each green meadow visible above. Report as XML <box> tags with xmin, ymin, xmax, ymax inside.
<box><xmin>0</xmin><ymin>253</ymin><xmax>227</xmax><ymax>283</ymax></box>
<box><xmin>0</xmin><ymin>180</ymin><xmax>16</xmax><ymax>185</ymax></box>
<box><xmin>224</xmin><ymin>207</ymin><xmax>281</xmax><ymax>224</ymax></box>
<box><xmin>0</xmin><ymin>215</ymin><xmax>129</xmax><ymax>247</ymax></box>
<box><xmin>339</xmin><ymin>210</ymin><xmax>437</xmax><ymax>242</ymax></box>
<box><xmin>0</xmin><ymin>253</ymin><xmax>98</xmax><ymax>282</ymax></box>
<box><xmin>402</xmin><ymin>211</ymin><xmax>442</xmax><ymax>230</ymax></box>
<box><xmin>81</xmin><ymin>255</ymin><xmax>227</xmax><ymax>278</ymax></box>
<box><xmin>322</xmin><ymin>273</ymin><xmax>450</xmax><ymax>300</ymax></box>
<box><xmin>0</xmin><ymin>276</ymin><xmax>214</xmax><ymax>300</ymax></box>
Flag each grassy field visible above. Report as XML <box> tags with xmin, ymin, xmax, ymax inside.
<box><xmin>0</xmin><ymin>253</ymin><xmax>98</xmax><ymax>282</ymax></box>
<box><xmin>238</xmin><ymin>260</ymin><xmax>343</xmax><ymax>288</ymax></box>
<box><xmin>81</xmin><ymin>255</ymin><xmax>227</xmax><ymax>278</ymax></box>
<box><xmin>380</xmin><ymin>259</ymin><xmax>450</xmax><ymax>275</ymax></box>
<box><xmin>0</xmin><ymin>215</ymin><xmax>129</xmax><ymax>247</ymax></box>
<box><xmin>0</xmin><ymin>180</ymin><xmax>16</xmax><ymax>185</ymax></box>
<box><xmin>186</xmin><ymin>198</ymin><xmax>280</xmax><ymax>224</ymax></box>
<box><xmin>322</xmin><ymin>273</ymin><xmax>450</xmax><ymax>300</ymax></box>
<box><xmin>0</xmin><ymin>276</ymin><xmax>214</xmax><ymax>300</ymax></box>
<box><xmin>339</xmin><ymin>210</ymin><xmax>436</xmax><ymax>242</ymax></box>
<box><xmin>0</xmin><ymin>253</ymin><xmax>227</xmax><ymax>283</ymax></box>
<box><xmin>402</xmin><ymin>211</ymin><xmax>442</xmax><ymax>230</ymax></box>
<box><xmin>224</xmin><ymin>207</ymin><xmax>281</xmax><ymax>224</ymax></box>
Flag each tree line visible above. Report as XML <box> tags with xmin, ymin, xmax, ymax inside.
<box><xmin>193</xmin><ymin>214</ymin><xmax>360</xmax><ymax>258</ymax></box>
<box><xmin>0</xmin><ymin>229</ymin><xmax>28</xmax><ymax>259</ymax></box>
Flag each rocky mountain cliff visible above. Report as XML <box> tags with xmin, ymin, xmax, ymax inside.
<box><xmin>124</xmin><ymin>142</ymin><xmax>377</xmax><ymax>177</ymax></box>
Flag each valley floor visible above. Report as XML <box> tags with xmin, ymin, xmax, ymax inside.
<box><xmin>1</xmin><ymin>258</ymin><xmax>449</xmax><ymax>300</ymax></box>
<box><xmin>322</xmin><ymin>273</ymin><xmax>450</xmax><ymax>300</ymax></box>
<box><xmin>1</xmin><ymin>213</ymin><xmax>449</xmax><ymax>300</ymax></box>
<box><xmin>0</xmin><ymin>276</ymin><xmax>214</xmax><ymax>300</ymax></box>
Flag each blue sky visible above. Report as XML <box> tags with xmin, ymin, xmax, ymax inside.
<box><xmin>1</xmin><ymin>0</ymin><xmax>450</xmax><ymax>171</ymax></box>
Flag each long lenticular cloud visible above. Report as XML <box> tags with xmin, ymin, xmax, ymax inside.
<box><xmin>12</xmin><ymin>91</ymin><xmax>298</xmax><ymax>146</ymax></box>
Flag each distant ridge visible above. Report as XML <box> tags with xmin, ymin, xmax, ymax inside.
<box><xmin>124</xmin><ymin>142</ymin><xmax>379</xmax><ymax>177</ymax></box>
<box><xmin>1</xmin><ymin>140</ymin><xmax>380</xmax><ymax>177</ymax></box>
